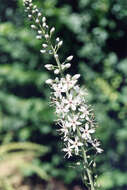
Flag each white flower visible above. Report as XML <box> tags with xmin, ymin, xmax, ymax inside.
<box><xmin>96</xmin><ymin>147</ymin><xmax>103</xmax><ymax>153</ymax></box>
<box><xmin>55</xmin><ymin>101</ymin><xmax>69</xmax><ymax>115</ymax></box>
<box><xmin>63</xmin><ymin>143</ymin><xmax>73</xmax><ymax>158</ymax></box>
<box><xmin>67</xmin><ymin>115</ymin><xmax>81</xmax><ymax>132</ymax></box>
<box><xmin>52</xmin><ymin>83</ymin><xmax>64</xmax><ymax>99</ymax></box>
<box><xmin>63</xmin><ymin>93</ymin><xmax>77</xmax><ymax>111</ymax></box>
<box><xmin>79</xmin><ymin>105</ymin><xmax>90</xmax><ymax>120</ymax></box>
<box><xmin>69</xmin><ymin>137</ymin><xmax>83</xmax><ymax>155</ymax></box>
<box><xmin>61</xmin><ymin>74</ymin><xmax>77</xmax><ymax>91</ymax></box>
<box><xmin>59</xmin><ymin>121</ymin><xmax>69</xmax><ymax>138</ymax></box>
<box><xmin>80</xmin><ymin>123</ymin><xmax>95</xmax><ymax>140</ymax></box>
<box><xmin>92</xmin><ymin>139</ymin><xmax>103</xmax><ymax>153</ymax></box>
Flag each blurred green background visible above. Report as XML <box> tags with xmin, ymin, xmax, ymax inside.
<box><xmin>0</xmin><ymin>0</ymin><xmax>127</xmax><ymax>189</ymax></box>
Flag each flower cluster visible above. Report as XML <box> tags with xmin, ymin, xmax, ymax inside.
<box><xmin>24</xmin><ymin>0</ymin><xmax>103</xmax><ymax>189</ymax></box>
<box><xmin>46</xmin><ymin>73</ymin><xmax>103</xmax><ymax>158</ymax></box>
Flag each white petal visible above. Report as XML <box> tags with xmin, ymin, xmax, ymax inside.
<box><xmin>85</xmin><ymin>123</ymin><xmax>89</xmax><ymax>130</ymax></box>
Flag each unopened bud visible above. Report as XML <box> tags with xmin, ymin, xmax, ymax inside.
<box><xmin>35</xmin><ymin>8</ymin><xmax>39</xmax><ymax>12</ymax></box>
<box><xmin>44</xmin><ymin>64</ymin><xmax>54</xmax><ymax>70</ymax></box>
<box><xmin>40</xmin><ymin>49</ymin><xmax>46</xmax><ymax>54</ymax></box>
<box><xmin>38</xmin><ymin>12</ymin><xmax>42</xmax><ymax>17</ymax></box>
<box><xmin>28</xmin><ymin>14</ymin><xmax>32</xmax><ymax>18</ymax></box>
<box><xmin>42</xmin><ymin>44</ymin><xmax>48</xmax><ymax>48</ymax></box>
<box><xmin>65</xmin><ymin>63</ymin><xmax>71</xmax><ymax>69</ymax></box>
<box><xmin>66</xmin><ymin>55</ymin><xmax>73</xmax><ymax>61</ymax></box>
<box><xmin>43</xmin><ymin>22</ymin><xmax>46</xmax><ymax>27</ymax></box>
<box><xmin>35</xmin><ymin>18</ymin><xmax>39</xmax><ymax>23</ymax></box>
<box><xmin>54</xmin><ymin>69</ymin><xmax>60</xmax><ymax>74</ymax></box>
<box><xmin>56</xmin><ymin>37</ymin><xmax>60</xmax><ymax>42</ymax></box>
<box><xmin>72</xmin><ymin>74</ymin><xmax>80</xmax><ymax>80</ymax></box>
<box><xmin>93</xmin><ymin>162</ymin><xmax>96</xmax><ymax>167</ymax></box>
<box><xmin>45</xmin><ymin>34</ymin><xmax>49</xmax><ymax>39</ymax></box>
<box><xmin>45</xmin><ymin>79</ymin><xmax>53</xmax><ymax>84</ymax></box>
<box><xmin>33</xmin><ymin>5</ymin><xmax>37</xmax><ymax>9</ymax></box>
<box><xmin>31</xmin><ymin>24</ymin><xmax>36</xmax><ymax>29</ymax></box>
<box><xmin>54</xmin><ymin>54</ymin><xmax>58</xmax><ymax>59</ymax></box>
<box><xmin>38</xmin><ymin>30</ymin><xmax>42</xmax><ymax>34</ymax></box>
<box><xmin>50</xmin><ymin>27</ymin><xmax>55</xmax><ymax>34</ymax></box>
<box><xmin>58</xmin><ymin>41</ymin><xmax>63</xmax><ymax>47</ymax></box>
<box><xmin>29</xmin><ymin>3</ymin><xmax>33</xmax><ymax>7</ymax></box>
<box><xmin>32</xmin><ymin>10</ymin><xmax>36</xmax><ymax>14</ymax></box>
<box><xmin>36</xmin><ymin>35</ymin><xmax>42</xmax><ymax>39</ymax></box>
<box><xmin>42</xmin><ymin>17</ymin><xmax>46</xmax><ymax>22</ymax></box>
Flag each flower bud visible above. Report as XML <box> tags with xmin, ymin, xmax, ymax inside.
<box><xmin>65</xmin><ymin>63</ymin><xmax>71</xmax><ymax>69</ymax></box>
<box><xmin>45</xmin><ymin>34</ymin><xmax>49</xmax><ymax>39</ymax></box>
<box><xmin>40</xmin><ymin>49</ymin><xmax>46</xmax><ymax>54</ymax></box>
<box><xmin>43</xmin><ymin>22</ymin><xmax>46</xmax><ymax>27</ymax></box>
<box><xmin>54</xmin><ymin>54</ymin><xmax>58</xmax><ymax>59</ymax></box>
<box><xmin>72</xmin><ymin>74</ymin><xmax>80</xmax><ymax>80</ymax></box>
<box><xmin>50</xmin><ymin>27</ymin><xmax>55</xmax><ymax>35</ymax></box>
<box><xmin>58</xmin><ymin>41</ymin><xmax>63</xmax><ymax>47</ymax></box>
<box><xmin>35</xmin><ymin>18</ymin><xmax>39</xmax><ymax>23</ymax></box>
<box><xmin>38</xmin><ymin>30</ymin><xmax>42</xmax><ymax>34</ymax></box>
<box><xmin>45</xmin><ymin>79</ymin><xmax>53</xmax><ymax>84</ymax></box>
<box><xmin>32</xmin><ymin>10</ymin><xmax>36</xmax><ymax>14</ymax></box>
<box><xmin>31</xmin><ymin>24</ymin><xmax>36</xmax><ymax>29</ymax></box>
<box><xmin>28</xmin><ymin>14</ymin><xmax>32</xmax><ymax>18</ymax></box>
<box><xmin>36</xmin><ymin>35</ymin><xmax>42</xmax><ymax>39</ymax></box>
<box><xmin>29</xmin><ymin>3</ymin><xmax>33</xmax><ymax>7</ymax></box>
<box><xmin>44</xmin><ymin>64</ymin><xmax>54</xmax><ymax>70</ymax></box>
<box><xmin>33</xmin><ymin>5</ymin><xmax>37</xmax><ymax>9</ymax></box>
<box><xmin>66</xmin><ymin>55</ymin><xmax>73</xmax><ymax>61</ymax></box>
<box><xmin>35</xmin><ymin>8</ymin><xmax>39</xmax><ymax>12</ymax></box>
<box><xmin>42</xmin><ymin>44</ymin><xmax>48</xmax><ymax>48</ymax></box>
<box><xmin>42</xmin><ymin>17</ymin><xmax>46</xmax><ymax>22</ymax></box>
<box><xmin>56</xmin><ymin>37</ymin><xmax>60</xmax><ymax>42</ymax></box>
<box><xmin>93</xmin><ymin>162</ymin><xmax>96</xmax><ymax>167</ymax></box>
<box><xmin>38</xmin><ymin>12</ymin><xmax>42</xmax><ymax>17</ymax></box>
<box><xmin>54</xmin><ymin>69</ymin><xmax>60</xmax><ymax>74</ymax></box>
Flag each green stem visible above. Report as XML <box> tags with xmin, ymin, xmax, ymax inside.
<box><xmin>77</xmin><ymin>128</ymin><xmax>95</xmax><ymax>190</ymax></box>
<box><xmin>51</xmin><ymin>45</ymin><xmax>64</xmax><ymax>77</ymax></box>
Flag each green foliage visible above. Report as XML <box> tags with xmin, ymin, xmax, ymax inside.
<box><xmin>0</xmin><ymin>0</ymin><xmax>127</xmax><ymax>189</ymax></box>
<box><xmin>0</xmin><ymin>141</ymin><xmax>49</xmax><ymax>190</ymax></box>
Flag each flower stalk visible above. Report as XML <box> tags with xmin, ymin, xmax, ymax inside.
<box><xmin>23</xmin><ymin>1</ymin><xmax>103</xmax><ymax>189</ymax></box>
